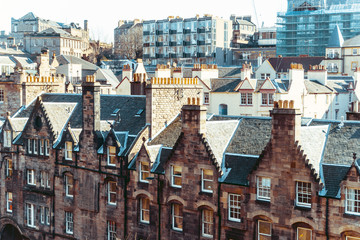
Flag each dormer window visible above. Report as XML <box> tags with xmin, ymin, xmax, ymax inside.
<box><xmin>107</xmin><ymin>146</ymin><xmax>116</xmax><ymax>166</ymax></box>
<box><xmin>65</xmin><ymin>141</ymin><xmax>73</xmax><ymax>160</ymax></box>
<box><xmin>3</xmin><ymin>130</ymin><xmax>11</xmax><ymax>148</ymax></box>
<box><xmin>171</xmin><ymin>165</ymin><xmax>182</xmax><ymax>188</ymax></box>
<box><xmin>345</xmin><ymin>188</ymin><xmax>360</xmax><ymax>215</ymax></box>
<box><xmin>201</xmin><ymin>169</ymin><xmax>213</xmax><ymax>193</ymax></box>
<box><xmin>139</xmin><ymin>162</ymin><xmax>150</xmax><ymax>183</ymax></box>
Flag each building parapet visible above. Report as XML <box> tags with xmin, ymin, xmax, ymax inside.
<box><xmin>192</xmin><ymin>64</ymin><xmax>218</xmax><ymax>71</ymax></box>
<box><xmin>150</xmin><ymin>77</ymin><xmax>198</xmax><ymax>85</ymax></box>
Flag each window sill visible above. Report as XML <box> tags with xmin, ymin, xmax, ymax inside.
<box><xmin>255</xmin><ymin>199</ymin><xmax>271</xmax><ymax>206</ymax></box>
<box><xmin>239</xmin><ymin>105</ymin><xmax>253</xmax><ymax>107</ymax></box>
<box><xmin>295</xmin><ymin>205</ymin><xmax>311</xmax><ymax>211</ymax></box>
<box><xmin>344</xmin><ymin>212</ymin><xmax>360</xmax><ymax>217</ymax></box>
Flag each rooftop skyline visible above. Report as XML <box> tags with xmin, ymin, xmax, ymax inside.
<box><xmin>1</xmin><ymin>0</ymin><xmax>286</xmax><ymax>43</ymax></box>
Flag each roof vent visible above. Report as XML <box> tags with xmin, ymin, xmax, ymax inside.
<box><xmin>135</xmin><ymin>109</ymin><xmax>144</xmax><ymax>117</ymax></box>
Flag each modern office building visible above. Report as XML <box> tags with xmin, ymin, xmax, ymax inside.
<box><xmin>277</xmin><ymin>0</ymin><xmax>360</xmax><ymax>57</ymax></box>
<box><xmin>142</xmin><ymin>15</ymin><xmax>232</xmax><ymax>66</ymax></box>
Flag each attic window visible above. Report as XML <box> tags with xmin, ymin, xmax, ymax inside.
<box><xmin>111</xmin><ymin>109</ymin><xmax>120</xmax><ymax>116</ymax></box>
<box><xmin>135</xmin><ymin>109</ymin><xmax>144</xmax><ymax>117</ymax></box>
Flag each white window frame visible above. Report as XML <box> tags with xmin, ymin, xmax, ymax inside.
<box><xmin>228</xmin><ymin>193</ymin><xmax>241</xmax><ymax>222</ymax></box>
<box><xmin>45</xmin><ymin>207</ymin><xmax>50</xmax><ymax>225</ymax></box>
<box><xmin>27</xmin><ymin>169</ymin><xmax>36</xmax><ymax>185</ymax></box>
<box><xmin>65</xmin><ymin>175</ymin><xmax>73</xmax><ymax>198</ymax></box>
<box><xmin>5</xmin><ymin>158</ymin><xmax>12</xmax><ymax>177</ymax></box>
<box><xmin>26</xmin><ymin>203</ymin><xmax>35</xmax><ymax>227</ymax></box>
<box><xmin>201</xmin><ymin>169</ymin><xmax>213</xmax><ymax>193</ymax></box>
<box><xmin>3</xmin><ymin>130</ymin><xmax>11</xmax><ymax>148</ymax></box>
<box><xmin>107</xmin><ymin>146</ymin><xmax>116</xmax><ymax>166</ymax></box>
<box><xmin>139</xmin><ymin>162</ymin><xmax>150</xmax><ymax>183</ymax></box>
<box><xmin>28</xmin><ymin>139</ymin><xmax>33</xmax><ymax>154</ymax></box>
<box><xmin>107</xmin><ymin>220</ymin><xmax>116</xmax><ymax>240</ymax></box>
<box><xmin>296</xmin><ymin>181</ymin><xmax>312</xmax><ymax>208</ymax></box>
<box><xmin>140</xmin><ymin>198</ymin><xmax>150</xmax><ymax>224</ymax></box>
<box><xmin>108</xmin><ymin>181</ymin><xmax>117</xmax><ymax>205</ymax></box>
<box><xmin>172</xmin><ymin>203</ymin><xmax>183</xmax><ymax>231</ymax></box>
<box><xmin>258</xmin><ymin>220</ymin><xmax>271</xmax><ymax>239</ymax></box>
<box><xmin>6</xmin><ymin>192</ymin><xmax>12</xmax><ymax>213</ymax></box>
<box><xmin>297</xmin><ymin>227</ymin><xmax>312</xmax><ymax>240</ymax></box>
<box><xmin>46</xmin><ymin>172</ymin><xmax>50</xmax><ymax>189</ymax></box>
<box><xmin>45</xmin><ymin>139</ymin><xmax>50</xmax><ymax>156</ymax></box>
<box><xmin>202</xmin><ymin>209</ymin><xmax>213</xmax><ymax>238</ymax></box>
<box><xmin>257</xmin><ymin>177</ymin><xmax>271</xmax><ymax>201</ymax></box>
<box><xmin>171</xmin><ymin>165</ymin><xmax>182</xmax><ymax>188</ymax></box>
<box><xmin>65</xmin><ymin>141</ymin><xmax>72</xmax><ymax>160</ymax></box>
<box><xmin>40</xmin><ymin>171</ymin><xmax>45</xmax><ymax>187</ymax></box>
<box><xmin>65</xmin><ymin>211</ymin><xmax>73</xmax><ymax>234</ymax></box>
<box><xmin>33</xmin><ymin>139</ymin><xmax>38</xmax><ymax>154</ymax></box>
<box><xmin>40</xmin><ymin>139</ymin><xmax>44</xmax><ymax>155</ymax></box>
<box><xmin>40</xmin><ymin>206</ymin><xmax>45</xmax><ymax>224</ymax></box>
<box><xmin>345</xmin><ymin>188</ymin><xmax>360</xmax><ymax>215</ymax></box>
<box><xmin>346</xmin><ymin>237</ymin><xmax>360</xmax><ymax>240</ymax></box>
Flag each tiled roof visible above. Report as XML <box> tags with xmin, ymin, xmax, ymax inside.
<box><xmin>268</xmin><ymin>57</ymin><xmax>325</xmax><ymax>72</ymax></box>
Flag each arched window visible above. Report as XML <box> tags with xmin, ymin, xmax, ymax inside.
<box><xmin>219</xmin><ymin>104</ymin><xmax>228</xmax><ymax>115</ymax></box>
<box><xmin>107</xmin><ymin>181</ymin><xmax>117</xmax><ymax>205</ymax></box>
<box><xmin>171</xmin><ymin>203</ymin><xmax>183</xmax><ymax>231</ymax></box>
<box><xmin>140</xmin><ymin>197</ymin><xmax>150</xmax><ymax>224</ymax></box>
<box><xmin>201</xmin><ymin>208</ymin><xmax>214</xmax><ymax>238</ymax></box>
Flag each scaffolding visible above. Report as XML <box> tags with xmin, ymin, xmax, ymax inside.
<box><xmin>277</xmin><ymin>0</ymin><xmax>360</xmax><ymax>57</ymax></box>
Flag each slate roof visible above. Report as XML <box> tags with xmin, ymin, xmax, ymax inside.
<box><xmin>56</xmin><ymin>55</ymin><xmax>99</xmax><ymax>71</ymax></box>
<box><xmin>96</xmin><ymin>68</ymin><xmax>119</xmax><ymax>88</ymax></box>
<box><xmin>225</xmin><ymin>117</ymin><xmax>272</xmax><ymax>155</ymax></box>
<box><xmin>326</xmin><ymin>79</ymin><xmax>353</xmax><ymax>93</ymax></box>
<box><xmin>13</xmin><ymin>93</ymin><xmax>146</xmax><ymax>150</ymax></box>
<box><xmin>268</xmin><ymin>57</ymin><xmax>325</xmax><ymax>72</ymax></box>
<box><xmin>221</xmin><ymin>154</ymin><xmax>258</xmax><ymax>186</ymax></box>
<box><xmin>322</xmin><ymin>163</ymin><xmax>350</xmax><ymax>198</ymax></box>
<box><xmin>151</xmin><ymin>147</ymin><xmax>172</xmax><ymax>174</ymax></box>
<box><xmin>211</xmin><ymin>78</ymin><xmax>240</xmax><ymax>92</ymax></box>
<box><xmin>309</xmin><ymin>120</ymin><xmax>360</xmax><ymax>165</ymax></box>
<box><xmin>304</xmin><ymin>80</ymin><xmax>333</xmax><ymax>94</ymax></box>
<box><xmin>39</xmin><ymin>27</ymin><xmax>71</xmax><ymax>36</ymax></box>
<box><xmin>343</xmin><ymin>34</ymin><xmax>360</xmax><ymax>48</ymax></box>
<box><xmin>0</xmin><ymin>56</ymin><xmax>15</xmax><ymax>65</ymax></box>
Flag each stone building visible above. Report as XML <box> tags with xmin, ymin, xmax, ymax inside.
<box><xmin>1</xmin><ymin>65</ymin><xmax>360</xmax><ymax>239</ymax></box>
<box><xmin>0</xmin><ymin>49</ymin><xmax>68</xmax><ymax>118</ymax></box>
<box><xmin>113</xmin><ymin>19</ymin><xmax>143</xmax><ymax>58</ymax></box>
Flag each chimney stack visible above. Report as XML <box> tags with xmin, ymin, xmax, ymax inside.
<box><xmin>308</xmin><ymin>65</ymin><xmax>327</xmax><ymax>86</ymax></box>
<box><xmin>241</xmin><ymin>62</ymin><xmax>252</xmax><ymax>80</ymax></box>
<box><xmin>181</xmin><ymin>97</ymin><xmax>207</xmax><ymax>136</ymax></box>
<box><xmin>81</xmin><ymin>75</ymin><xmax>100</xmax><ymax>136</ymax></box>
<box><xmin>270</xmin><ymin>100</ymin><xmax>301</xmax><ymax>146</ymax></box>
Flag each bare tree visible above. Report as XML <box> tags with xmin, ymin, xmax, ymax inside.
<box><xmin>117</xmin><ymin>26</ymin><xmax>143</xmax><ymax>60</ymax></box>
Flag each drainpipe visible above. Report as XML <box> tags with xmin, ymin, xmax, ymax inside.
<box><xmin>217</xmin><ymin>182</ymin><xmax>221</xmax><ymax>240</ymax></box>
<box><xmin>325</xmin><ymin>198</ymin><xmax>329</xmax><ymax>240</ymax></box>
<box><xmin>157</xmin><ymin>175</ymin><xmax>162</xmax><ymax>240</ymax></box>
<box><xmin>124</xmin><ymin>156</ymin><xmax>128</xmax><ymax>238</ymax></box>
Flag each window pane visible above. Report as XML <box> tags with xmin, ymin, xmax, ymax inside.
<box><xmin>297</xmin><ymin>227</ymin><xmax>312</xmax><ymax>240</ymax></box>
<box><xmin>259</xmin><ymin>221</ymin><xmax>271</xmax><ymax>234</ymax></box>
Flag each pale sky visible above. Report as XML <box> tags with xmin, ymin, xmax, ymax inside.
<box><xmin>1</xmin><ymin>0</ymin><xmax>287</xmax><ymax>43</ymax></box>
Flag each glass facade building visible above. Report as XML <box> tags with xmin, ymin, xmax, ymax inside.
<box><xmin>277</xmin><ymin>0</ymin><xmax>360</xmax><ymax>57</ymax></box>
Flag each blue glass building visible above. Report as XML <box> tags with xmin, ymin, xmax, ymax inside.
<box><xmin>277</xmin><ymin>0</ymin><xmax>360</xmax><ymax>56</ymax></box>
